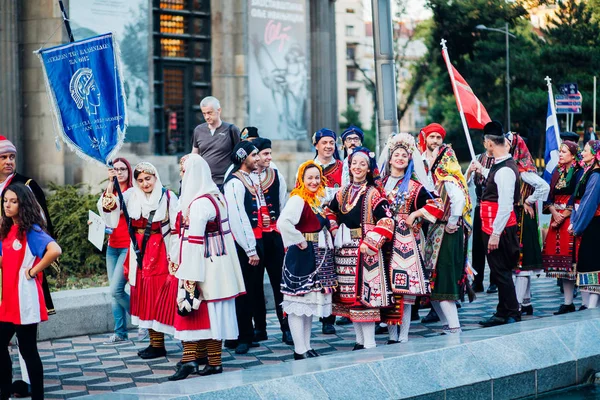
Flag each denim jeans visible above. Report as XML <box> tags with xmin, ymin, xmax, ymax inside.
<box><xmin>106</xmin><ymin>246</ymin><xmax>130</xmax><ymax>338</ymax></box>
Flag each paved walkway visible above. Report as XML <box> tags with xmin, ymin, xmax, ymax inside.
<box><xmin>9</xmin><ymin>274</ymin><xmax>578</xmax><ymax>399</ymax></box>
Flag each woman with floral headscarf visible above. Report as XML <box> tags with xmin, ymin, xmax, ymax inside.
<box><xmin>380</xmin><ymin>133</ymin><xmax>444</xmax><ymax>344</ymax></box>
<box><xmin>327</xmin><ymin>147</ymin><xmax>394</xmax><ymax>350</ymax></box>
<box><xmin>570</xmin><ymin>140</ymin><xmax>600</xmax><ymax>309</ymax></box>
<box><xmin>277</xmin><ymin>160</ymin><xmax>337</xmax><ymax>359</ymax></box>
<box><xmin>101</xmin><ymin>162</ymin><xmax>179</xmax><ymax>359</ymax></box>
<box><xmin>543</xmin><ymin>141</ymin><xmax>583</xmax><ymax>315</ymax></box>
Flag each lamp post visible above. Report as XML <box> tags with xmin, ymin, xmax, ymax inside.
<box><xmin>476</xmin><ymin>23</ymin><xmax>516</xmax><ymax>131</ymax></box>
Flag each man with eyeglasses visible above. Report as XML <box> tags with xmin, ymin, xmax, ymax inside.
<box><xmin>341</xmin><ymin>126</ymin><xmax>364</xmax><ymax>186</ymax></box>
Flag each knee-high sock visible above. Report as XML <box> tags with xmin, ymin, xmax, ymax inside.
<box><xmin>515</xmin><ymin>276</ymin><xmax>528</xmax><ymax>306</ymax></box>
<box><xmin>582</xmin><ymin>291</ymin><xmax>591</xmax><ymax>307</ymax></box>
<box><xmin>196</xmin><ymin>340</ymin><xmax>208</xmax><ymax>359</ymax></box>
<box><xmin>430</xmin><ymin>301</ymin><xmax>448</xmax><ymax>326</ymax></box>
<box><xmin>523</xmin><ymin>276</ymin><xmax>532</xmax><ymax>306</ymax></box>
<box><xmin>352</xmin><ymin>321</ymin><xmax>364</xmax><ymax>345</ymax></box>
<box><xmin>149</xmin><ymin>329</ymin><xmax>164</xmax><ymax>348</ymax></box>
<box><xmin>399</xmin><ymin>304</ymin><xmax>412</xmax><ymax>343</ymax></box>
<box><xmin>303</xmin><ymin>315</ymin><xmax>313</xmax><ymax>351</ymax></box>
<box><xmin>387</xmin><ymin>324</ymin><xmax>399</xmax><ymax>342</ymax></box>
<box><xmin>360</xmin><ymin>322</ymin><xmax>377</xmax><ymax>349</ymax></box>
<box><xmin>207</xmin><ymin>339</ymin><xmax>222</xmax><ymax>366</ymax></box>
<box><xmin>181</xmin><ymin>341</ymin><xmax>197</xmax><ymax>363</ymax></box>
<box><xmin>288</xmin><ymin>314</ymin><xmax>307</xmax><ymax>354</ymax></box>
<box><xmin>563</xmin><ymin>279</ymin><xmax>575</xmax><ymax>305</ymax></box>
<box><xmin>588</xmin><ymin>293</ymin><xmax>599</xmax><ymax>309</ymax></box>
<box><xmin>439</xmin><ymin>300</ymin><xmax>460</xmax><ymax>331</ymax></box>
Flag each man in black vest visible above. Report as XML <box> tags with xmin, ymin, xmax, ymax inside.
<box><xmin>475</xmin><ymin>122</ymin><xmax>521</xmax><ymax>327</ymax></box>
<box><xmin>251</xmin><ymin>138</ymin><xmax>293</xmax><ymax>345</ymax></box>
<box><xmin>224</xmin><ymin>141</ymin><xmax>265</xmax><ymax>354</ymax></box>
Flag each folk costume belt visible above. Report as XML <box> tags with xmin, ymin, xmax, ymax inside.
<box><xmin>135</xmin><ymin>228</ymin><xmax>161</xmax><ymax>234</ymax></box>
<box><xmin>480</xmin><ymin>200</ymin><xmax>517</xmax><ymax>235</ymax></box>
<box><xmin>303</xmin><ymin>232</ymin><xmax>319</xmax><ymax>242</ymax></box>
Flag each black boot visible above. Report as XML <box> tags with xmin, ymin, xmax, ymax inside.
<box><xmin>198</xmin><ymin>364</ymin><xmax>223</xmax><ymax>376</ymax></box>
<box><xmin>177</xmin><ymin>356</ymin><xmax>207</xmax><ymax>369</ymax></box>
<box><xmin>521</xmin><ymin>305</ymin><xmax>534</xmax><ymax>316</ymax></box>
<box><xmin>253</xmin><ymin>329</ymin><xmax>268</xmax><ymax>342</ymax></box>
<box><xmin>139</xmin><ymin>346</ymin><xmax>167</xmax><ymax>359</ymax></box>
<box><xmin>554</xmin><ymin>303</ymin><xmax>576</xmax><ymax>315</ymax></box>
<box><xmin>282</xmin><ymin>330</ymin><xmax>294</xmax><ymax>345</ymax></box>
<box><xmin>294</xmin><ymin>351</ymin><xmax>309</xmax><ymax>360</ymax></box>
<box><xmin>352</xmin><ymin>343</ymin><xmax>365</xmax><ymax>351</ymax></box>
<box><xmin>336</xmin><ymin>317</ymin><xmax>352</xmax><ymax>325</ymax></box>
<box><xmin>421</xmin><ymin>309</ymin><xmax>440</xmax><ymax>324</ymax></box>
<box><xmin>486</xmin><ymin>284</ymin><xmax>498</xmax><ymax>294</ymax></box>
<box><xmin>322</xmin><ymin>322</ymin><xmax>336</xmax><ymax>334</ymax></box>
<box><xmin>168</xmin><ymin>361</ymin><xmax>199</xmax><ymax>381</ymax></box>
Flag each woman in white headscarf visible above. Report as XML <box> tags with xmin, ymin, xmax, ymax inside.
<box><xmin>100</xmin><ymin>162</ymin><xmax>179</xmax><ymax>360</ymax></box>
<box><xmin>169</xmin><ymin>154</ymin><xmax>245</xmax><ymax>379</ymax></box>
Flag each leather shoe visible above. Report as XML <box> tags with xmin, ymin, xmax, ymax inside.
<box><xmin>253</xmin><ymin>330</ymin><xmax>268</xmax><ymax>342</ymax></box>
<box><xmin>177</xmin><ymin>356</ymin><xmax>207</xmax><ymax>369</ymax></box>
<box><xmin>282</xmin><ymin>330</ymin><xmax>294</xmax><ymax>345</ymax></box>
<box><xmin>235</xmin><ymin>343</ymin><xmax>251</xmax><ymax>354</ymax></box>
<box><xmin>224</xmin><ymin>340</ymin><xmax>238</xmax><ymax>349</ymax></box>
<box><xmin>352</xmin><ymin>343</ymin><xmax>365</xmax><ymax>351</ymax></box>
<box><xmin>521</xmin><ymin>304</ymin><xmax>534</xmax><ymax>315</ymax></box>
<box><xmin>322</xmin><ymin>322</ymin><xmax>336</xmax><ymax>335</ymax></box>
<box><xmin>168</xmin><ymin>361</ymin><xmax>198</xmax><ymax>381</ymax></box>
<box><xmin>138</xmin><ymin>346</ymin><xmax>167</xmax><ymax>359</ymax></box>
<box><xmin>486</xmin><ymin>284</ymin><xmax>498</xmax><ymax>294</ymax></box>
<box><xmin>198</xmin><ymin>364</ymin><xmax>223</xmax><ymax>376</ymax></box>
<box><xmin>336</xmin><ymin>317</ymin><xmax>352</xmax><ymax>325</ymax></box>
<box><xmin>554</xmin><ymin>303</ymin><xmax>576</xmax><ymax>315</ymax></box>
<box><xmin>579</xmin><ymin>305</ymin><xmax>588</xmax><ymax>311</ymax></box>
<box><xmin>387</xmin><ymin>340</ymin><xmax>399</xmax><ymax>345</ymax></box>
<box><xmin>137</xmin><ymin>345</ymin><xmax>152</xmax><ymax>356</ymax></box>
<box><xmin>421</xmin><ymin>309</ymin><xmax>440</xmax><ymax>324</ymax></box>
<box><xmin>294</xmin><ymin>351</ymin><xmax>309</xmax><ymax>360</ymax></box>
<box><xmin>479</xmin><ymin>314</ymin><xmax>507</xmax><ymax>327</ymax></box>
<box><xmin>307</xmin><ymin>349</ymin><xmax>319</xmax><ymax>357</ymax></box>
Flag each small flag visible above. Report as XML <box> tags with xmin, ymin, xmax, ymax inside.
<box><xmin>543</xmin><ymin>92</ymin><xmax>560</xmax><ymax>184</ymax></box>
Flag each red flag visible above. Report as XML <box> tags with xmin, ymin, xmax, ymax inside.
<box><xmin>442</xmin><ymin>50</ymin><xmax>491</xmax><ymax>130</ymax></box>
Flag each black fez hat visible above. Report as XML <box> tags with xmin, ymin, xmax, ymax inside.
<box><xmin>560</xmin><ymin>131</ymin><xmax>580</xmax><ymax>142</ymax></box>
<box><xmin>241</xmin><ymin>126</ymin><xmax>259</xmax><ymax>140</ymax></box>
<box><xmin>483</xmin><ymin>120</ymin><xmax>504</xmax><ymax>137</ymax></box>
<box><xmin>254</xmin><ymin>137</ymin><xmax>272</xmax><ymax>152</ymax></box>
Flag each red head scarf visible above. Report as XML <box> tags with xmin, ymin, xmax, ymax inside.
<box><xmin>418</xmin><ymin>123</ymin><xmax>447</xmax><ymax>152</ymax></box>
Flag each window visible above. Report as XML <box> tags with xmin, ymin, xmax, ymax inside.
<box><xmin>347</xmin><ymin>89</ymin><xmax>358</xmax><ymax>105</ymax></box>
<box><xmin>345</xmin><ymin>25</ymin><xmax>355</xmax><ymax>36</ymax></box>
<box><xmin>153</xmin><ymin>0</ymin><xmax>211</xmax><ymax>155</ymax></box>
<box><xmin>346</xmin><ymin>44</ymin><xmax>356</xmax><ymax>60</ymax></box>
<box><xmin>347</xmin><ymin>67</ymin><xmax>356</xmax><ymax>82</ymax></box>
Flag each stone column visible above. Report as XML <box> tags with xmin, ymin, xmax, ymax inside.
<box><xmin>210</xmin><ymin>0</ymin><xmax>248</xmax><ymax>129</ymax></box>
<box><xmin>309</xmin><ymin>0</ymin><xmax>338</xmax><ymax>138</ymax></box>
<box><xmin>0</xmin><ymin>0</ymin><xmax>23</xmax><ymax>170</ymax></box>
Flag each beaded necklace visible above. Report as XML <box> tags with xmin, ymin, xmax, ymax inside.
<box><xmin>340</xmin><ymin>181</ymin><xmax>368</xmax><ymax>214</ymax></box>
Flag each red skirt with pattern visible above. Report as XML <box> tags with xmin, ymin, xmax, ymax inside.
<box><xmin>542</xmin><ymin>197</ymin><xmax>579</xmax><ymax>280</ymax></box>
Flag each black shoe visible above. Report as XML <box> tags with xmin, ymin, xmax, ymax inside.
<box><xmin>253</xmin><ymin>330</ymin><xmax>268</xmax><ymax>342</ymax></box>
<box><xmin>322</xmin><ymin>322</ymin><xmax>336</xmax><ymax>335</ymax></box>
<box><xmin>224</xmin><ymin>340</ymin><xmax>238</xmax><ymax>349</ymax></box>
<box><xmin>11</xmin><ymin>380</ymin><xmax>30</xmax><ymax>398</ymax></box>
<box><xmin>176</xmin><ymin>356</ymin><xmax>207</xmax><ymax>369</ymax></box>
<box><xmin>421</xmin><ymin>309</ymin><xmax>440</xmax><ymax>324</ymax></box>
<box><xmin>486</xmin><ymin>284</ymin><xmax>498</xmax><ymax>294</ymax></box>
<box><xmin>387</xmin><ymin>340</ymin><xmax>399</xmax><ymax>345</ymax></box>
<box><xmin>479</xmin><ymin>314</ymin><xmax>507</xmax><ymax>327</ymax></box>
<box><xmin>235</xmin><ymin>343</ymin><xmax>252</xmax><ymax>354</ymax></box>
<box><xmin>352</xmin><ymin>343</ymin><xmax>365</xmax><ymax>351</ymax></box>
<box><xmin>521</xmin><ymin>305</ymin><xmax>534</xmax><ymax>315</ymax></box>
<box><xmin>168</xmin><ymin>361</ymin><xmax>198</xmax><ymax>381</ymax></box>
<box><xmin>554</xmin><ymin>303</ymin><xmax>576</xmax><ymax>315</ymax></box>
<box><xmin>375</xmin><ymin>324</ymin><xmax>388</xmax><ymax>335</ymax></box>
<box><xmin>455</xmin><ymin>301</ymin><xmax>462</xmax><ymax>309</ymax></box>
<box><xmin>282</xmin><ymin>330</ymin><xmax>294</xmax><ymax>345</ymax></box>
<box><xmin>473</xmin><ymin>283</ymin><xmax>485</xmax><ymax>293</ymax></box>
<box><xmin>336</xmin><ymin>317</ymin><xmax>352</xmax><ymax>325</ymax></box>
<box><xmin>137</xmin><ymin>345</ymin><xmax>152</xmax><ymax>356</ymax></box>
<box><xmin>579</xmin><ymin>305</ymin><xmax>588</xmax><ymax>311</ymax></box>
<box><xmin>307</xmin><ymin>349</ymin><xmax>319</xmax><ymax>357</ymax></box>
<box><xmin>138</xmin><ymin>346</ymin><xmax>167</xmax><ymax>359</ymax></box>
<box><xmin>198</xmin><ymin>364</ymin><xmax>223</xmax><ymax>376</ymax></box>
<box><xmin>294</xmin><ymin>351</ymin><xmax>309</xmax><ymax>360</ymax></box>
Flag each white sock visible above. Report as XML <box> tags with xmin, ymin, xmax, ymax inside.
<box><xmin>303</xmin><ymin>315</ymin><xmax>313</xmax><ymax>351</ymax></box>
<box><xmin>515</xmin><ymin>276</ymin><xmax>528</xmax><ymax>306</ymax></box>
<box><xmin>523</xmin><ymin>276</ymin><xmax>532</xmax><ymax>306</ymax></box>
<box><xmin>361</xmin><ymin>322</ymin><xmax>377</xmax><ymax>349</ymax></box>
<box><xmin>387</xmin><ymin>324</ymin><xmax>399</xmax><ymax>342</ymax></box>
<box><xmin>582</xmin><ymin>291</ymin><xmax>591</xmax><ymax>307</ymax></box>
<box><xmin>588</xmin><ymin>293</ymin><xmax>599</xmax><ymax>309</ymax></box>
<box><xmin>288</xmin><ymin>314</ymin><xmax>307</xmax><ymax>354</ymax></box>
<box><xmin>398</xmin><ymin>304</ymin><xmax>412</xmax><ymax>343</ymax></box>
<box><xmin>430</xmin><ymin>301</ymin><xmax>448</xmax><ymax>326</ymax></box>
<box><xmin>563</xmin><ymin>279</ymin><xmax>575</xmax><ymax>305</ymax></box>
<box><xmin>439</xmin><ymin>300</ymin><xmax>461</xmax><ymax>332</ymax></box>
<box><xmin>353</xmin><ymin>321</ymin><xmax>364</xmax><ymax>345</ymax></box>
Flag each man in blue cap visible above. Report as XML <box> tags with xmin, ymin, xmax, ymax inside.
<box><xmin>340</xmin><ymin>125</ymin><xmax>364</xmax><ymax>186</ymax></box>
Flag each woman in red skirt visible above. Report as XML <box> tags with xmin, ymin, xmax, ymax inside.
<box><xmin>101</xmin><ymin>162</ymin><xmax>179</xmax><ymax>359</ymax></box>
<box><xmin>543</xmin><ymin>140</ymin><xmax>583</xmax><ymax>314</ymax></box>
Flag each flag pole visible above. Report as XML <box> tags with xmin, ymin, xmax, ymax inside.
<box><xmin>440</xmin><ymin>39</ymin><xmax>476</xmax><ymax>162</ymax></box>
<box><xmin>58</xmin><ymin>0</ymin><xmax>75</xmax><ymax>43</ymax></box>
<box><xmin>594</xmin><ymin>76</ymin><xmax>597</xmax><ymax>134</ymax></box>
<box><xmin>545</xmin><ymin>76</ymin><xmax>561</xmax><ymax>145</ymax></box>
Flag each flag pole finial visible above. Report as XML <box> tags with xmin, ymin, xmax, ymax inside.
<box><xmin>544</xmin><ymin>76</ymin><xmax>552</xmax><ymax>87</ymax></box>
<box><xmin>440</xmin><ymin>38</ymin><xmax>448</xmax><ymax>49</ymax></box>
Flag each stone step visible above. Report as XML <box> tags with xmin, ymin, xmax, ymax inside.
<box><xmin>62</xmin><ymin>375</ymin><xmax>109</xmax><ymax>386</ymax></box>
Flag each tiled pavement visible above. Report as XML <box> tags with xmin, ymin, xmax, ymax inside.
<box><xmin>9</xmin><ymin>274</ymin><xmax>580</xmax><ymax>398</ymax></box>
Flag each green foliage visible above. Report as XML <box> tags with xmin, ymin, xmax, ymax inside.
<box><xmin>46</xmin><ymin>183</ymin><xmax>106</xmax><ymax>288</ymax></box>
<box><xmin>340</xmin><ymin>105</ymin><xmax>363</xmax><ymax>131</ymax></box>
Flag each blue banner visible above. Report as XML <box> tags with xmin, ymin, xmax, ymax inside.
<box><xmin>37</xmin><ymin>33</ymin><xmax>127</xmax><ymax>165</ymax></box>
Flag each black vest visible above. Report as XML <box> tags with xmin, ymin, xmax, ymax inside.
<box><xmin>261</xmin><ymin>168</ymin><xmax>281</xmax><ymax>224</ymax></box>
<box><xmin>225</xmin><ymin>172</ymin><xmax>260</xmax><ymax>228</ymax></box>
<box><xmin>481</xmin><ymin>158</ymin><xmax>520</xmax><ymax>205</ymax></box>
<box><xmin>474</xmin><ymin>153</ymin><xmax>495</xmax><ymax>202</ymax></box>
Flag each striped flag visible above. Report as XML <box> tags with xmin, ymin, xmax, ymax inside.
<box><xmin>543</xmin><ymin>92</ymin><xmax>560</xmax><ymax>184</ymax></box>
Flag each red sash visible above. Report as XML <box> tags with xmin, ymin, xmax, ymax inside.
<box><xmin>480</xmin><ymin>201</ymin><xmax>517</xmax><ymax>235</ymax></box>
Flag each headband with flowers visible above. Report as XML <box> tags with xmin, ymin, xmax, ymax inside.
<box><xmin>134</xmin><ymin>161</ymin><xmax>157</xmax><ymax>176</ymax></box>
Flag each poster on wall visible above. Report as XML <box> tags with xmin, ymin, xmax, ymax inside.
<box><xmin>70</xmin><ymin>0</ymin><xmax>149</xmax><ymax>143</ymax></box>
<box><xmin>248</xmin><ymin>0</ymin><xmax>309</xmax><ymax>141</ymax></box>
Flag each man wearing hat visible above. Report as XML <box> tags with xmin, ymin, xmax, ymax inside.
<box><xmin>420</xmin><ymin>123</ymin><xmax>471</xmax><ymax>335</ymax></box>
<box><xmin>249</xmin><ymin>138</ymin><xmax>293</xmax><ymax>345</ymax></box>
<box><xmin>474</xmin><ymin>123</ymin><xmax>521</xmax><ymax>326</ymax></box>
<box><xmin>340</xmin><ymin>126</ymin><xmax>364</xmax><ymax>186</ymax></box>
<box><xmin>223</xmin><ymin>141</ymin><xmax>264</xmax><ymax>354</ymax></box>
